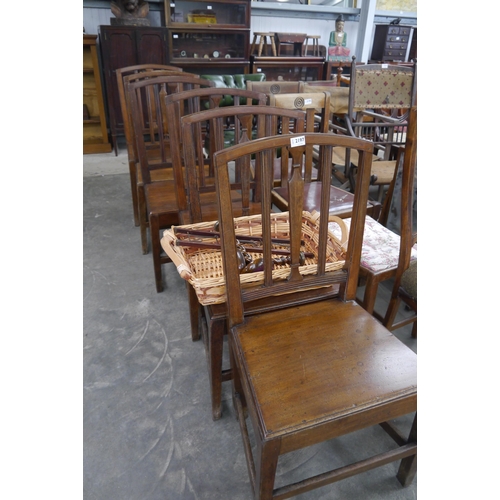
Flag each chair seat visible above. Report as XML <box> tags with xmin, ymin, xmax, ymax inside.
<box><xmin>371</xmin><ymin>160</ymin><xmax>397</xmax><ymax>185</ymax></box>
<box><xmin>329</xmin><ymin>215</ymin><xmax>417</xmax><ymax>273</ymax></box>
<box><xmin>233</xmin><ymin>299</ymin><xmax>417</xmax><ymax>437</ymax></box>
<box><xmin>272</xmin><ymin>183</ymin><xmax>379</xmax><ymax>219</ymax></box>
<box><xmin>144</xmin><ymin>180</ymin><xmax>178</xmax><ymax>218</ymax></box>
<box><xmin>331</xmin><ymin>146</ymin><xmax>381</xmax><ymax>167</ymax></box>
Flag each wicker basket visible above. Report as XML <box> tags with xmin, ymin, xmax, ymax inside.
<box><xmin>161</xmin><ymin>211</ymin><xmax>348</xmax><ymax>306</ymax></box>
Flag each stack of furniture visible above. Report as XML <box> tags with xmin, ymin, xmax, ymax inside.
<box><xmin>87</xmin><ymin>51</ymin><xmax>419</xmax><ymax>493</ymax></box>
<box><xmin>99</xmin><ymin>0</ymin><xmax>252</xmax><ymax>153</ymax></box>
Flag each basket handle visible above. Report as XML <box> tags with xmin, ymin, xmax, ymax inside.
<box><xmin>160</xmin><ymin>230</ymin><xmax>193</xmax><ymax>280</ymax></box>
<box><xmin>328</xmin><ymin>215</ymin><xmax>349</xmax><ymax>250</ymax></box>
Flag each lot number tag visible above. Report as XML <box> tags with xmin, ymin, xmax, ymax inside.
<box><xmin>290</xmin><ymin>136</ymin><xmax>306</xmax><ymax>147</ymax></box>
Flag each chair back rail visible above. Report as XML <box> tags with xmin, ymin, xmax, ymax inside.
<box><xmin>128</xmin><ymin>75</ymin><xmax>215</xmax><ymax>185</ymax></box>
<box><xmin>212</xmin><ymin>132</ymin><xmax>374</xmax><ymax>327</ymax></box>
<box><xmin>164</xmin><ymin>88</ymin><xmax>268</xmax><ymax>219</ymax></box>
<box><xmin>179</xmin><ymin>105</ymin><xmax>307</xmax><ymax>224</ymax></box>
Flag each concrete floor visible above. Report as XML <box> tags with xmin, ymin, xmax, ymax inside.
<box><xmin>83</xmin><ymin>144</ymin><xmax>417</xmax><ymax>500</ymax></box>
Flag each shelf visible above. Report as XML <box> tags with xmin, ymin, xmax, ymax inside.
<box><xmin>165</xmin><ymin>0</ymin><xmax>250</xmax><ymax>29</ymax></box>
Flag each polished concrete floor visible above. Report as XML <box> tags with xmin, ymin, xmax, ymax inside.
<box><xmin>83</xmin><ymin>144</ymin><xmax>417</xmax><ymax>500</ymax></box>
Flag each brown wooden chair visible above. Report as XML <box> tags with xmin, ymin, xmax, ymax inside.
<box><xmin>116</xmin><ymin>64</ymin><xmax>185</xmax><ymax>226</ymax></box>
<box><xmin>137</xmin><ymin>87</ymin><xmax>270</xmax><ymax>292</ymax></box>
<box><xmin>162</xmin><ymin>104</ymin><xmax>310</xmax><ymax>419</ymax></box>
<box><xmin>268</xmin><ymin>91</ymin><xmax>381</xmax><ymax>220</ymax></box>
<box><xmin>128</xmin><ymin>74</ymin><xmax>216</xmax><ymax>290</ymax></box>
<box><xmin>211</xmin><ymin>132</ymin><xmax>417</xmax><ymax>498</ymax></box>
<box><xmin>328</xmin><ymin>107</ymin><xmax>417</xmax><ymax>319</ymax></box>
<box><xmin>383</xmin><ymin>106</ymin><xmax>417</xmax><ymax>337</ymax></box>
<box><xmin>330</xmin><ymin>57</ymin><xmax>416</xmax><ymax>196</ymax></box>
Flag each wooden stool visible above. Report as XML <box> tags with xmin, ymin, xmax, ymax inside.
<box><xmin>250</xmin><ymin>32</ymin><xmax>277</xmax><ymax>57</ymax></box>
<box><xmin>304</xmin><ymin>35</ymin><xmax>321</xmax><ymax>56</ymax></box>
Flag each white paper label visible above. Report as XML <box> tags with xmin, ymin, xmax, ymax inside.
<box><xmin>207</xmin><ymin>5</ymin><xmax>212</xmax><ymax>9</ymax></box>
<box><xmin>290</xmin><ymin>136</ymin><xmax>306</xmax><ymax>147</ymax></box>
<box><xmin>170</xmin><ymin>3</ymin><xmax>175</xmax><ymax>7</ymax></box>
<box><xmin>173</xmin><ymin>34</ymin><xmax>179</xmax><ymax>38</ymax></box>
<box><xmin>304</xmin><ymin>98</ymin><xmax>312</xmax><ymax>105</ymax></box>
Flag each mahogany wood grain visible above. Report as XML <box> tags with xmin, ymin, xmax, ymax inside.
<box><xmin>211</xmin><ymin>132</ymin><xmax>417</xmax><ymax>498</ymax></box>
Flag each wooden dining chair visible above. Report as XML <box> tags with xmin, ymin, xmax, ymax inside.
<box><xmin>328</xmin><ymin>106</ymin><xmax>417</xmax><ymax>320</ymax></box>
<box><xmin>116</xmin><ymin>64</ymin><xmax>185</xmax><ymax>226</ymax></box>
<box><xmin>162</xmin><ymin>104</ymin><xmax>310</xmax><ymax>419</ymax></box>
<box><xmin>268</xmin><ymin>91</ymin><xmax>381</xmax><ymax>220</ymax></box>
<box><xmin>137</xmin><ymin>85</ymin><xmax>282</xmax><ymax>294</ymax></box>
<box><xmin>164</xmin><ymin>87</ymin><xmax>268</xmax><ymax>222</ymax></box>
<box><xmin>332</xmin><ymin>57</ymin><xmax>417</xmax><ymax>196</ymax></box>
<box><xmin>128</xmin><ymin>74</ymin><xmax>216</xmax><ymax>289</ymax></box>
<box><xmin>211</xmin><ymin>132</ymin><xmax>417</xmax><ymax>498</ymax></box>
<box><xmin>383</xmin><ymin>106</ymin><xmax>417</xmax><ymax>337</ymax></box>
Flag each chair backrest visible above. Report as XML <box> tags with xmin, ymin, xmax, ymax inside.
<box><xmin>344</xmin><ymin>57</ymin><xmax>417</xmax><ymax>159</ymax></box>
<box><xmin>120</xmin><ymin>70</ymin><xmax>196</xmax><ymax>156</ymax></box>
<box><xmin>246</xmin><ymin>80</ymin><xmax>302</xmax><ymax>100</ymax></box>
<box><xmin>179</xmin><ymin>105</ymin><xmax>307</xmax><ymax>223</ymax></box>
<box><xmin>116</xmin><ymin>64</ymin><xmax>185</xmax><ymax>149</ymax></box>
<box><xmin>127</xmin><ymin>74</ymin><xmax>215</xmax><ymax>185</ymax></box>
<box><xmin>299</xmin><ymin>81</ymin><xmax>350</xmax><ymax>117</ymax></box>
<box><xmin>269</xmin><ymin>91</ymin><xmax>331</xmax><ymax>183</ymax></box>
<box><xmin>348</xmin><ymin>57</ymin><xmax>417</xmax><ymax>114</ymax></box>
<box><xmin>164</xmin><ymin>87</ymin><xmax>268</xmax><ymax>219</ymax></box>
<box><xmin>394</xmin><ymin>106</ymin><xmax>417</xmax><ymax>283</ymax></box>
<box><xmin>212</xmin><ymin>132</ymin><xmax>374</xmax><ymax>327</ymax></box>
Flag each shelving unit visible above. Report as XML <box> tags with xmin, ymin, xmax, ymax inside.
<box><xmin>251</xmin><ymin>56</ymin><xmax>324</xmax><ymax>82</ymax></box>
<box><xmin>83</xmin><ymin>34</ymin><xmax>111</xmax><ymax>154</ymax></box>
<box><xmin>164</xmin><ymin>0</ymin><xmax>251</xmax><ymax>74</ymax></box>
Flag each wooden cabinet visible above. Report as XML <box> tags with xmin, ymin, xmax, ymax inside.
<box><xmin>164</xmin><ymin>0</ymin><xmax>250</xmax><ymax>73</ymax></box>
<box><xmin>99</xmin><ymin>25</ymin><xmax>169</xmax><ymax>153</ymax></box>
<box><xmin>370</xmin><ymin>24</ymin><xmax>413</xmax><ymax>63</ymax></box>
<box><xmin>165</xmin><ymin>0</ymin><xmax>249</xmax><ymax>28</ymax></box>
<box><xmin>83</xmin><ymin>34</ymin><xmax>112</xmax><ymax>154</ymax></box>
<box><xmin>251</xmin><ymin>56</ymin><xmax>324</xmax><ymax>82</ymax></box>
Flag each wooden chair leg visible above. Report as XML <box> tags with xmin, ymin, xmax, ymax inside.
<box><xmin>187</xmin><ymin>282</ymin><xmax>201</xmax><ymax>341</ymax></box>
<box><xmin>129</xmin><ymin>159</ymin><xmax>139</xmax><ymax>227</ymax></box>
<box><xmin>250</xmin><ymin>34</ymin><xmax>257</xmax><ymax>56</ymax></box>
<box><xmin>255</xmin><ymin>439</ymin><xmax>281</xmax><ymax>500</ymax></box>
<box><xmin>208</xmin><ymin>317</ymin><xmax>225</xmax><ymax>420</ymax></box>
<box><xmin>383</xmin><ymin>295</ymin><xmax>401</xmax><ymax>331</ymax></box>
<box><xmin>150</xmin><ymin>214</ymin><xmax>164</xmax><ymax>293</ymax></box>
<box><xmin>258</xmin><ymin>36</ymin><xmax>265</xmax><ymax>57</ymax></box>
<box><xmin>397</xmin><ymin>413</ymin><xmax>417</xmax><ymax>486</ymax></box>
<box><xmin>360</xmin><ymin>274</ymin><xmax>380</xmax><ymax>315</ymax></box>
<box><xmin>229</xmin><ymin>333</ymin><xmax>246</xmax><ymax>415</ymax></box>
<box><xmin>138</xmin><ymin>186</ymin><xmax>149</xmax><ymax>255</ymax></box>
<box><xmin>270</xmin><ymin>36</ymin><xmax>277</xmax><ymax>56</ymax></box>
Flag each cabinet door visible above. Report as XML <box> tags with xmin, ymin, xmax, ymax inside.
<box><xmin>100</xmin><ymin>27</ymin><xmax>138</xmax><ymax>140</ymax></box>
<box><xmin>135</xmin><ymin>28</ymin><xmax>168</xmax><ymax>64</ymax></box>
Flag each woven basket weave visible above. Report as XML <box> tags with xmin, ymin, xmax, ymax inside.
<box><xmin>161</xmin><ymin>211</ymin><xmax>348</xmax><ymax>306</ymax></box>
